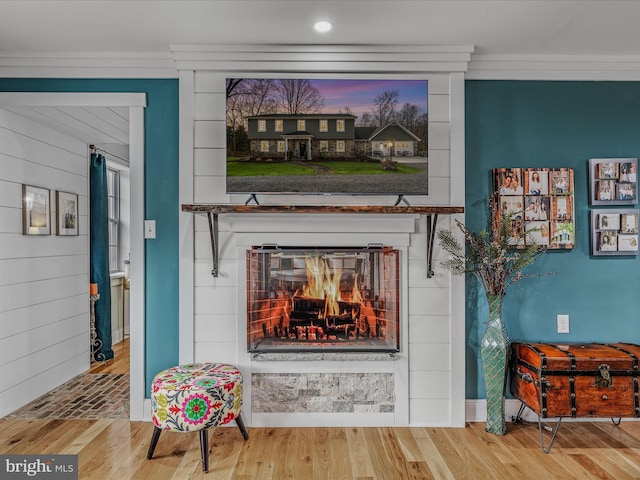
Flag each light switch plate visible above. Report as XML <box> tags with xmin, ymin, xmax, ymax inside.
<box><xmin>144</xmin><ymin>220</ymin><xmax>156</xmax><ymax>239</ymax></box>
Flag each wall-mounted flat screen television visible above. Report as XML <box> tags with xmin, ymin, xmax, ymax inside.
<box><xmin>226</xmin><ymin>78</ymin><xmax>428</xmax><ymax>196</ymax></box>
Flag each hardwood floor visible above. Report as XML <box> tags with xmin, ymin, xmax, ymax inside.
<box><xmin>2</xmin><ymin>418</ymin><xmax>640</xmax><ymax>479</ymax></box>
<box><xmin>89</xmin><ymin>337</ymin><xmax>130</xmax><ymax>375</ymax></box>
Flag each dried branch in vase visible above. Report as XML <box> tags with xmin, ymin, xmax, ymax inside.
<box><xmin>437</xmin><ymin>196</ymin><xmax>554</xmax><ymax>296</ymax></box>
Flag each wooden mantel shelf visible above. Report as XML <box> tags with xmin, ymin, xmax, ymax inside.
<box><xmin>181</xmin><ymin>204</ymin><xmax>464</xmax><ymax>215</ymax></box>
<box><xmin>181</xmin><ymin>203</ymin><xmax>464</xmax><ymax>278</ymax></box>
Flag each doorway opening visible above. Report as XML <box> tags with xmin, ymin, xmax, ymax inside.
<box><xmin>0</xmin><ymin>92</ymin><xmax>146</xmax><ymax>421</ymax></box>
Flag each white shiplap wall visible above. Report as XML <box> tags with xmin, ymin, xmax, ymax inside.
<box><xmin>177</xmin><ymin>45</ymin><xmax>468</xmax><ymax>427</ymax></box>
<box><xmin>0</xmin><ymin>108</ymin><xmax>89</xmax><ymax>418</ymax></box>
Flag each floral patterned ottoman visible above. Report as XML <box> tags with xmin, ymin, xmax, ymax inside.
<box><xmin>147</xmin><ymin>363</ymin><xmax>249</xmax><ymax>473</ymax></box>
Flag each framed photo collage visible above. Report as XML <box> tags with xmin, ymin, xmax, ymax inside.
<box><xmin>493</xmin><ymin>168</ymin><xmax>575</xmax><ymax>249</ymax></box>
<box><xmin>589</xmin><ymin>158</ymin><xmax>639</xmax><ymax>256</ymax></box>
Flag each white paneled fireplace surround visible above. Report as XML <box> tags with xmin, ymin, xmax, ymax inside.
<box><xmin>176</xmin><ymin>45</ymin><xmax>469</xmax><ymax>427</ymax></box>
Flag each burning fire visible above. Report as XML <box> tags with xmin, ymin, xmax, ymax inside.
<box><xmin>299</xmin><ymin>256</ymin><xmax>360</xmax><ymax>317</ymax></box>
<box><xmin>246</xmin><ymin>247</ymin><xmax>400</xmax><ymax>351</ymax></box>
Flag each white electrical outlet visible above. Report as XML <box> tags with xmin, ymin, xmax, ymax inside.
<box><xmin>557</xmin><ymin>314</ymin><xmax>569</xmax><ymax>334</ymax></box>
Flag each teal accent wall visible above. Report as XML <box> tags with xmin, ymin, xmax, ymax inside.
<box><xmin>465</xmin><ymin>81</ymin><xmax>640</xmax><ymax>398</ymax></box>
<box><xmin>0</xmin><ymin>79</ymin><xmax>179</xmax><ymax>396</ymax></box>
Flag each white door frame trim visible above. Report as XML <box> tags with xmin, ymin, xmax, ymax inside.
<box><xmin>0</xmin><ymin>92</ymin><xmax>147</xmax><ymax>420</ymax></box>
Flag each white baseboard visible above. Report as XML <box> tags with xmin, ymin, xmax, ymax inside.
<box><xmin>466</xmin><ymin>399</ymin><xmax>640</xmax><ymax>423</ymax></box>
<box><xmin>466</xmin><ymin>399</ymin><xmax>532</xmax><ymax>422</ymax></box>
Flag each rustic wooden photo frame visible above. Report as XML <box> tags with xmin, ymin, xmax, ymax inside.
<box><xmin>493</xmin><ymin>167</ymin><xmax>575</xmax><ymax>249</ymax></box>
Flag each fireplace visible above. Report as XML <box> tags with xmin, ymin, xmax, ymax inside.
<box><xmin>246</xmin><ymin>246</ymin><xmax>400</xmax><ymax>353</ymax></box>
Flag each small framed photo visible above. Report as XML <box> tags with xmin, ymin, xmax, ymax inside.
<box><xmin>618</xmin><ymin>234</ymin><xmax>639</xmax><ymax>252</ymax></box>
<box><xmin>616</xmin><ymin>182</ymin><xmax>636</xmax><ymax>201</ymax></box>
<box><xmin>551</xmin><ymin>195</ymin><xmax>572</xmax><ymax>221</ymax></box>
<box><xmin>500</xmin><ymin>195</ymin><xmax>523</xmax><ymax>219</ymax></box>
<box><xmin>597</xmin><ymin>180</ymin><xmax>615</xmax><ymax>201</ymax></box>
<box><xmin>495</xmin><ymin>168</ymin><xmax>524</xmax><ymax>195</ymax></box>
<box><xmin>620</xmin><ymin>162</ymin><xmax>637</xmax><ymax>183</ymax></box>
<box><xmin>621</xmin><ymin>213</ymin><xmax>639</xmax><ymax>233</ymax></box>
<box><xmin>22</xmin><ymin>184</ymin><xmax>50</xmax><ymax>235</ymax></box>
<box><xmin>599</xmin><ymin>232</ymin><xmax>618</xmax><ymax>251</ymax></box>
<box><xmin>549</xmin><ymin>169</ymin><xmax>573</xmax><ymax>195</ymax></box>
<box><xmin>598</xmin><ymin>213</ymin><xmax>620</xmax><ymax>230</ymax></box>
<box><xmin>550</xmin><ymin>222</ymin><xmax>574</xmax><ymax>248</ymax></box>
<box><xmin>598</xmin><ymin>162</ymin><xmax>618</xmax><ymax>179</ymax></box>
<box><xmin>507</xmin><ymin>219</ymin><xmax>524</xmax><ymax>246</ymax></box>
<box><xmin>525</xmin><ymin>169</ymin><xmax>549</xmax><ymax>195</ymax></box>
<box><xmin>524</xmin><ymin>196</ymin><xmax>550</xmax><ymax>221</ymax></box>
<box><xmin>56</xmin><ymin>191</ymin><xmax>79</xmax><ymax>236</ymax></box>
<box><xmin>525</xmin><ymin>221</ymin><xmax>550</xmax><ymax>246</ymax></box>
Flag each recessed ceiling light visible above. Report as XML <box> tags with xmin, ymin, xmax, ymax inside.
<box><xmin>314</xmin><ymin>21</ymin><xmax>332</xmax><ymax>33</ymax></box>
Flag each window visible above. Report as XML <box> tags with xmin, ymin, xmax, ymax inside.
<box><xmin>275</xmin><ymin>119</ymin><xmax>283</xmax><ymax>132</ymax></box>
<box><xmin>277</xmin><ymin>140</ymin><xmax>285</xmax><ymax>152</ymax></box>
<box><xmin>320</xmin><ymin>140</ymin><xmax>329</xmax><ymax>151</ymax></box>
<box><xmin>260</xmin><ymin>140</ymin><xmax>270</xmax><ymax>152</ymax></box>
<box><xmin>258</xmin><ymin>119</ymin><xmax>266</xmax><ymax>132</ymax></box>
<box><xmin>336</xmin><ymin>140</ymin><xmax>345</xmax><ymax>153</ymax></box>
<box><xmin>297</xmin><ymin>119</ymin><xmax>305</xmax><ymax>131</ymax></box>
<box><xmin>319</xmin><ymin>119</ymin><xmax>328</xmax><ymax>132</ymax></box>
<box><xmin>107</xmin><ymin>168</ymin><xmax>120</xmax><ymax>272</ymax></box>
<box><xmin>336</xmin><ymin>119</ymin><xmax>345</xmax><ymax>132</ymax></box>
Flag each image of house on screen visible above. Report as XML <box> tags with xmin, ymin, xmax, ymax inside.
<box><xmin>246</xmin><ymin>113</ymin><xmax>422</xmax><ymax>160</ymax></box>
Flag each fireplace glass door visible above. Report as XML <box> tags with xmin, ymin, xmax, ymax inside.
<box><xmin>246</xmin><ymin>246</ymin><xmax>400</xmax><ymax>353</ymax></box>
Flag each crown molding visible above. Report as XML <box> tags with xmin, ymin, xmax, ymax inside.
<box><xmin>468</xmin><ymin>53</ymin><xmax>640</xmax><ymax>80</ymax></box>
<box><xmin>0</xmin><ymin>51</ymin><xmax>178</xmax><ymax>78</ymax></box>
<box><xmin>170</xmin><ymin>44</ymin><xmax>475</xmax><ymax>73</ymax></box>
<box><xmin>6</xmin><ymin>49</ymin><xmax>638</xmax><ymax>81</ymax></box>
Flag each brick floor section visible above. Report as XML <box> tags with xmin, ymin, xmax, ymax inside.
<box><xmin>3</xmin><ymin>373</ymin><xmax>129</xmax><ymax>419</ymax></box>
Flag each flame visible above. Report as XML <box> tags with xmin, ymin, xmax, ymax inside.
<box><xmin>351</xmin><ymin>273</ymin><xmax>362</xmax><ymax>304</ymax></box>
<box><xmin>298</xmin><ymin>256</ymin><xmax>362</xmax><ymax>316</ymax></box>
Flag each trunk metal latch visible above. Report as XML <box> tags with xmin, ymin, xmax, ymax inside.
<box><xmin>595</xmin><ymin>363</ymin><xmax>612</xmax><ymax>388</ymax></box>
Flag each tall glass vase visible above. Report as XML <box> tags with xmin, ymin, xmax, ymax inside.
<box><xmin>480</xmin><ymin>294</ymin><xmax>510</xmax><ymax>435</ymax></box>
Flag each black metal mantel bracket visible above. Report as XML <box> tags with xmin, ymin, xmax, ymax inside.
<box><xmin>183</xmin><ymin>204</ymin><xmax>464</xmax><ymax>278</ymax></box>
<box><xmin>425</xmin><ymin>213</ymin><xmax>439</xmax><ymax>278</ymax></box>
<box><xmin>207</xmin><ymin>212</ymin><xmax>219</xmax><ymax>276</ymax></box>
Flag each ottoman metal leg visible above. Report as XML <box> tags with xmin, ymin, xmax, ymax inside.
<box><xmin>235</xmin><ymin>413</ymin><xmax>249</xmax><ymax>440</ymax></box>
<box><xmin>199</xmin><ymin>429</ymin><xmax>209</xmax><ymax>473</ymax></box>
<box><xmin>146</xmin><ymin>426</ymin><xmax>162</xmax><ymax>460</ymax></box>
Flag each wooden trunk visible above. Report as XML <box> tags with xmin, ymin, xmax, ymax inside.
<box><xmin>510</xmin><ymin>342</ymin><xmax>640</xmax><ymax>418</ymax></box>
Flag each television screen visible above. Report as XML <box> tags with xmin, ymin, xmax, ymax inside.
<box><xmin>226</xmin><ymin>78</ymin><xmax>428</xmax><ymax>196</ymax></box>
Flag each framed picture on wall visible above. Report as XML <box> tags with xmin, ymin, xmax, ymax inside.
<box><xmin>493</xmin><ymin>167</ymin><xmax>575</xmax><ymax>250</ymax></box>
<box><xmin>621</xmin><ymin>212</ymin><xmax>639</xmax><ymax>233</ymax></box>
<box><xmin>56</xmin><ymin>191</ymin><xmax>79</xmax><ymax>236</ymax></box>
<box><xmin>524</xmin><ymin>169</ymin><xmax>549</xmax><ymax>195</ymax></box>
<box><xmin>22</xmin><ymin>184</ymin><xmax>51</xmax><ymax>235</ymax></box>
<box><xmin>618</xmin><ymin>234</ymin><xmax>639</xmax><ymax>252</ymax></box>
<box><xmin>589</xmin><ymin>158</ymin><xmax>638</xmax><ymax>205</ymax></box>
<box><xmin>591</xmin><ymin>208</ymin><xmax>640</xmax><ymax>256</ymax></box>
<box><xmin>494</xmin><ymin>168</ymin><xmax>524</xmax><ymax>195</ymax></box>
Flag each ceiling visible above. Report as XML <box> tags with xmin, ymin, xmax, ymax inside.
<box><xmin>0</xmin><ymin>1</ymin><xmax>639</xmax><ymax>57</ymax></box>
<box><xmin>3</xmin><ymin>105</ymin><xmax>130</xmax><ymax>145</ymax></box>
<box><xmin>3</xmin><ymin>1</ymin><xmax>640</xmax><ymax>150</ymax></box>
